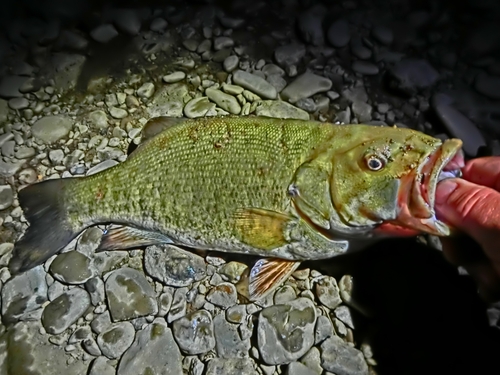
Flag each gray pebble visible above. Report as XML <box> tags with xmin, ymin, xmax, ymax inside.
<box><xmin>88</xmin><ymin>110</ymin><xmax>108</xmax><ymax>129</ymax></box>
<box><xmin>223</xmin><ymin>55</ymin><xmax>239</xmax><ymax>72</ymax></box>
<box><xmin>150</xmin><ymin>18</ymin><xmax>168</xmax><ymax>32</ymax></box>
<box><xmin>50</xmin><ymin>250</ymin><xmax>95</xmax><ymax>284</ymax></box>
<box><xmin>214</xmin><ymin>36</ymin><xmax>234</xmax><ymax>51</ymax></box>
<box><xmin>334</xmin><ymin>305</ymin><xmax>354</xmax><ymax>329</ymax></box>
<box><xmin>352</xmin><ymin>61</ymin><xmax>379</xmax><ymax>75</ymax></box>
<box><xmin>205</xmin><ymin>88</ymin><xmax>241</xmax><ymax>114</ymax></box>
<box><xmin>0</xmin><ymin>185</ymin><xmax>13</xmax><ymax>210</ymax></box>
<box><xmin>184</xmin><ymin>97</ymin><xmax>217</xmax><ymax>118</ymax></box>
<box><xmin>225</xmin><ymin>304</ymin><xmax>247</xmax><ymax>324</ymax></box>
<box><xmin>315</xmin><ymin>276</ymin><xmax>342</xmax><ymax>309</ymax></box>
<box><xmin>206</xmin><ymin>358</ymin><xmax>257</xmax><ymax>375</ymax></box>
<box><xmin>233</xmin><ymin>70</ymin><xmax>277</xmax><ymax>99</ymax></box>
<box><xmin>295</xmin><ymin>98</ymin><xmax>317</xmax><ymax>113</ymax></box>
<box><xmin>297</xmin><ymin>4</ymin><xmax>326</xmax><ymax>46</ymax></box>
<box><xmin>32</xmin><ymin>115</ymin><xmax>74</xmax><ymax>143</ymax></box>
<box><xmin>351</xmin><ymin>101</ymin><xmax>372</xmax><ymax>123</ymax></box>
<box><xmin>167</xmin><ymin>287</ymin><xmax>188</xmax><ymax>323</ymax></box>
<box><xmin>320</xmin><ymin>336</ymin><xmax>368</xmax><ymax>375</ymax></box>
<box><xmin>42</xmin><ymin>288</ymin><xmax>91</xmax><ymax>335</ymax></box>
<box><xmin>91</xmin><ymin>311</ymin><xmax>112</xmax><ymax>334</ymax></box>
<box><xmin>327</xmin><ymin>19</ymin><xmax>350</xmax><ymax>48</ymax></box>
<box><xmin>274</xmin><ymin>285</ymin><xmax>297</xmax><ymax>305</ymax></box>
<box><xmin>89</xmin><ymin>357</ymin><xmax>115</xmax><ymax>375</ymax></box>
<box><xmin>83</xmin><ymin>338</ymin><xmax>102</xmax><ymax>356</ymax></box>
<box><xmin>90</xmin><ymin>24</ymin><xmax>119</xmax><ymax>43</ymax></box>
<box><xmin>85</xmin><ymin>277</ymin><xmax>106</xmax><ymax>306</ymax></box>
<box><xmin>163</xmin><ymin>72</ymin><xmax>186</xmax><ymax>83</ymax></box>
<box><xmin>255</xmin><ymin>100</ymin><xmax>309</xmax><ymax>120</ymax></box>
<box><xmin>213</xmin><ymin>313</ymin><xmax>252</xmax><ymax>358</ymax></box>
<box><xmin>8</xmin><ymin>97</ymin><xmax>29</xmax><ymax>110</ymax></box>
<box><xmin>183</xmin><ymin>39</ymin><xmax>198</xmax><ymax>52</ymax></box>
<box><xmin>275</xmin><ymin>43</ymin><xmax>306</xmax><ymax>67</ymax></box>
<box><xmin>0</xmin><ymin>75</ymin><xmax>29</xmax><ymax>98</ymax></box>
<box><xmin>389</xmin><ymin>59</ymin><xmax>440</xmax><ymax>95</ymax></box>
<box><xmin>172</xmin><ymin>310</ymin><xmax>215</xmax><ymax>354</ymax></box>
<box><xmin>475</xmin><ymin>73</ymin><xmax>500</xmax><ymax>100</ymax></box>
<box><xmin>281</xmin><ymin>72</ymin><xmax>332</xmax><ymax>103</ymax></box>
<box><xmin>97</xmin><ymin>321</ymin><xmax>136</xmax><ymax>359</ymax></box>
<box><xmin>206</xmin><ymin>282</ymin><xmax>238</xmax><ymax>308</ymax></box>
<box><xmin>314</xmin><ymin>315</ymin><xmax>334</xmax><ymax>344</ymax></box>
<box><xmin>109</xmin><ymin>107</ymin><xmax>128</xmax><ymax>119</ymax></box>
<box><xmin>113</xmin><ymin>9</ymin><xmax>141</xmax><ymax>36</ymax></box>
<box><xmin>350</xmin><ymin>38</ymin><xmax>371</xmax><ymax>60</ymax></box>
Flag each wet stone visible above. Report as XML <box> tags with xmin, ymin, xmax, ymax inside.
<box><xmin>163</xmin><ymin>71</ymin><xmax>186</xmax><ymax>83</ymax></box>
<box><xmin>32</xmin><ymin>115</ymin><xmax>74</xmax><ymax>143</ymax></box>
<box><xmin>109</xmin><ymin>107</ymin><xmax>128</xmax><ymax>119</ymax></box>
<box><xmin>0</xmin><ymin>99</ymin><xmax>8</xmax><ymax>123</ymax></box>
<box><xmin>205</xmin><ymin>358</ymin><xmax>257</xmax><ymax>375</ymax></box>
<box><xmin>150</xmin><ymin>18</ymin><xmax>168</xmax><ymax>32</ymax></box>
<box><xmin>287</xmin><ymin>362</ymin><xmax>315</xmax><ymax>375</ymax></box>
<box><xmin>88</xmin><ymin>110</ymin><xmax>108</xmax><ymax>129</ymax></box>
<box><xmin>85</xmin><ymin>277</ymin><xmax>106</xmax><ymax>306</ymax></box>
<box><xmin>225</xmin><ymin>304</ymin><xmax>247</xmax><ymax>324</ymax></box>
<box><xmin>219</xmin><ymin>261</ymin><xmax>248</xmax><ymax>283</ymax></box>
<box><xmin>223</xmin><ymin>55</ymin><xmax>239</xmax><ymax>72</ymax></box>
<box><xmin>206</xmin><ymin>282</ymin><xmax>238</xmax><ymax>308</ymax></box>
<box><xmin>315</xmin><ymin>276</ymin><xmax>342</xmax><ymax>309</ymax></box>
<box><xmin>213</xmin><ymin>313</ymin><xmax>251</xmax><ymax>358</ymax></box>
<box><xmin>206</xmin><ymin>88</ymin><xmax>241</xmax><ymax>114</ymax></box>
<box><xmin>97</xmin><ymin>321</ymin><xmax>135</xmax><ymax>359</ymax></box>
<box><xmin>214</xmin><ymin>36</ymin><xmax>234</xmax><ymax>50</ymax></box>
<box><xmin>91</xmin><ymin>311</ymin><xmax>112</xmax><ymax>334</ymax></box>
<box><xmin>1</xmin><ymin>266</ymin><xmax>48</xmax><ymax>324</ymax></box>
<box><xmin>50</xmin><ymin>250</ymin><xmax>95</xmax><ymax>284</ymax></box>
<box><xmin>314</xmin><ymin>315</ymin><xmax>334</xmax><ymax>344</ymax></box>
<box><xmin>89</xmin><ymin>356</ymin><xmax>116</xmax><ymax>375</ymax></box>
<box><xmin>105</xmin><ymin>267</ymin><xmax>158</xmax><ymax>322</ymax></box>
<box><xmin>258</xmin><ymin>297</ymin><xmax>317</xmax><ymax>365</ymax></box>
<box><xmin>233</xmin><ymin>70</ymin><xmax>277</xmax><ymax>100</ymax></box>
<box><xmin>0</xmin><ymin>184</ymin><xmax>13</xmax><ymax>210</ymax></box>
<box><xmin>295</xmin><ymin>98</ymin><xmax>317</xmax><ymax>113</ymax></box>
<box><xmin>148</xmin><ymin>83</ymin><xmax>190</xmax><ymax>118</ymax></box>
<box><xmin>298</xmin><ymin>4</ymin><xmax>326</xmax><ymax>46</ymax></box>
<box><xmin>117</xmin><ymin>318</ymin><xmax>183</xmax><ymax>375</ymax></box>
<box><xmin>167</xmin><ymin>287</ymin><xmax>188</xmax><ymax>323</ymax></box>
<box><xmin>320</xmin><ymin>336</ymin><xmax>369</xmax><ymax>375</ymax></box>
<box><xmin>351</xmin><ymin>101</ymin><xmax>372</xmax><ymax>123</ymax></box>
<box><xmin>137</xmin><ymin>82</ymin><xmax>155</xmax><ymax>99</ymax></box>
<box><xmin>183</xmin><ymin>96</ymin><xmax>217</xmax><ymax>118</ymax></box>
<box><xmin>334</xmin><ymin>306</ymin><xmax>354</xmax><ymax>329</ymax></box>
<box><xmin>274</xmin><ymin>285</ymin><xmax>297</xmax><ymax>305</ymax></box>
<box><xmin>41</xmin><ymin>288</ymin><xmax>91</xmax><ymax>335</ymax></box>
<box><xmin>172</xmin><ymin>310</ymin><xmax>215</xmax><ymax>354</ymax></box>
<box><xmin>281</xmin><ymin>72</ymin><xmax>332</xmax><ymax>103</ymax></box>
<box><xmin>300</xmin><ymin>347</ymin><xmax>323</xmax><ymax>375</ymax></box>
<box><xmin>68</xmin><ymin>326</ymin><xmax>92</xmax><ymax>344</ymax></box>
<box><xmin>144</xmin><ymin>244</ymin><xmax>206</xmax><ymax>287</ymax></box>
<box><xmin>113</xmin><ymin>9</ymin><xmax>141</xmax><ymax>36</ymax></box>
<box><xmin>8</xmin><ymin>97</ymin><xmax>29</xmax><ymax>110</ymax></box>
<box><xmin>274</xmin><ymin>43</ymin><xmax>306</xmax><ymax>67</ymax></box>
<box><xmin>15</xmin><ymin>146</ymin><xmax>36</xmax><ymax>159</ymax></box>
<box><xmin>255</xmin><ymin>100</ymin><xmax>309</xmax><ymax>120</ymax></box>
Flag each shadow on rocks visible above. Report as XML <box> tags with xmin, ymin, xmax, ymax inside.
<box><xmin>306</xmin><ymin>238</ymin><xmax>500</xmax><ymax>375</ymax></box>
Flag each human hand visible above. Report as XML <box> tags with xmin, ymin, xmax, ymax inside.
<box><xmin>435</xmin><ymin>157</ymin><xmax>500</xmax><ymax>302</ymax></box>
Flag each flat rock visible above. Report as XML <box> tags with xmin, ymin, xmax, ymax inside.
<box><xmin>287</xmin><ymin>362</ymin><xmax>316</xmax><ymax>375</ymax></box>
<box><xmin>87</xmin><ymin>160</ymin><xmax>119</xmax><ymax>175</ymax></box>
<box><xmin>258</xmin><ymin>298</ymin><xmax>317</xmax><ymax>365</ymax></box>
<box><xmin>315</xmin><ymin>276</ymin><xmax>342</xmax><ymax>309</ymax></box>
<box><xmin>8</xmin><ymin>97</ymin><xmax>29</xmax><ymax>110</ymax></box>
<box><xmin>233</xmin><ymin>70</ymin><xmax>277</xmax><ymax>99</ymax></box>
<box><xmin>314</xmin><ymin>315</ymin><xmax>334</xmax><ymax>344</ymax></box>
<box><xmin>137</xmin><ymin>82</ymin><xmax>155</xmax><ymax>99</ymax></box>
<box><xmin>32</xmin><ymin>115</ymin><xmax>74</xmax><ymax>143</ymax></box>
<box><xmin>90</xmin><ymin>24</ymin><xmax>119</xmax><ymax>43</ymax></box>
<box><xmin>474</xmin><ymin>73</ymin><xmax>500</xmax><ymax>100</ymax></box>
<box><xmin>255</xmin><ymin>100</ymin><xmax>309</xmax><ymax>120</ymax></box>
<box><xmin>144</xmin><ymin>245</ymin><xmax>206</xmax><ymax>287</ymax></box>
<box><xmin>86</xmin><ymin>276</ymin><xmax>106</xmax><ymax>306</ymax></box>
<box><xmin>109</xmin><ymin>107</ymin><xmax>128</xmax><ymax>119</ymax></box>
<box><xmin>117</xmin><ymin>318</ymin><xmax>182</xmax><ymax>375</ymax></box>
<box><xmin>163</xmin><ymin>72</ymin><xmax>186</xmax><ymax>83</ymax></box>
<box><xmin>327</xmin><ymin>19</ymin><xmax>350</xmax><ymax>48</ymax></box>
<box><xmin>281</xmin><ymin>72</ymin><xmax>332</xmax><ymax>103</ymax></box>
<box><xmin>41</xmin><ymin>288</ymin><xmax>91</xmax><ymax>335</ymax></box>
<box><xmin>1</xmin><ymin>266</ymin><xmax>48</xmax><ymax>324</ymax></box>
<box><xmin>351</xmin><ymin>101</ymin><xmax>373</xmax><ymax>123</ymax></box>
<box><xmin>167</xmin><ymin>287</ymin><xmax>187</xmax><ymax>323</ymax></box>
<box><xmin>274</xmin><ymin>44</ymin><xmax>306</xmax><ymax>67</ymax></box>
<box><xmin>214</xmin><ymin>36</ymin><xmax>234</xmax><ymax>51</ymax></box>
<box><xmin>0</xmin><ymin>159</ymin><xmax>25</xmax><ymax>177</ymax></box>
<box><xmin>88</xmin><ymin>110</ymin><xmax>108</xmax><ymax>129</ymax></box>
<box><xmin>320</xmin><ymin>336</ymin><xmax>369</xmax><ymax>375</ymax></box>
<box><xmin>213</xmin><ymin>314</ymin><xmax>251</xmax><ymax>358</ymax></box>
<box><xmin>206</xmin><ymin>88</ymin><xmax>241</xmax><ymax>114</ymax></box>
<box><xmin>50</xmin><ymin>250</ymin><xmax>95</xmax><ymax>284</ymax></box>
<box><xmin>206</xmin><ymin>282</ymin><xmax>238</xmax><ymax>308</ymax></box>
<box><xmin>51</xmin><ymin>53</ymin><xmax>86</xmax><ymax>91</ymax></box>
<box><xmin>105</xmin><ymin>267</ymin><xmax>158</xmax><ymax>322</ymax></box>
<box><xmin>184</xmin><ymin>97</ymin><xmax>217</xmax><ymax>118</ymax></box>
<box><xmin>148</xmin><ymin>83</ymin><xmax>190</xmax><ymax>118</ymax></box>
<box><xmin>389</xmin><ymin>59</ymin><xmax>439</xmax><ymax>95</ymax></box>
<box><xmin>205</xmin><ymin>358</ymin><xmax>258</xmax><ymax>375</ymax></box>
<box><xmin>0</xmin><ymin>184</ymin><xmax>13</xmax><ymax>210</ymax></box>
<box><xmin>172</xmin><ymin>310</ymin><xmax>215</xmax><ymax>354</ymax></box>
<box><xmin>97</xmin><ymin>321</ymin><xmax>136</xmax><ymax>359</ymax></box>
<box><xmin>0</xmin><ymin>75</ymin><xmax>29</xmax><ymax>98</ymax></box>
<box><xmin>89</xmin><ymin>357</ymin><xmax>116</xmax><ymax>375</ymax></box>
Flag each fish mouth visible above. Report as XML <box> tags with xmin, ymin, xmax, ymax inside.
<box><xmin>395</xmin><ymin>138</ymin><xmax>464</xmax><ymax>236</ymax></box>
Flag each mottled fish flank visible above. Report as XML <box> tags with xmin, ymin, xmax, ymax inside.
<box><xmin>9</xmin><ymin>116</ymin><xmax>463</xmax><ymax>299</ymax></box>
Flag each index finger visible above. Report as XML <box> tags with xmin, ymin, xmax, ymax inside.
<box><xmin>462</xmin><ymin>157</ymin><xmax>500</xmax><ymax>192</ymax></box>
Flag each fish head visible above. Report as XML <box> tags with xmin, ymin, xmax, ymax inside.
<box><xmin>330</xmin><ymin>126</ymin><xmax>463</xmax><ymax>236</ymax></box>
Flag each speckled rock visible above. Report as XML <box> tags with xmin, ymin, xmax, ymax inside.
<box><xmin>258</xmin><ymin>298</ymin><xmax>317</xmax><ymax>365</ymax></box>
<box><xmin>172</xmin><ymin>310</ymin><xmax>215</xmax><ymax>354</ymax></box>
<box><xmin>255</xmin><ymin>100</ymin><xmax>309</xmax><ymax>120</ymax></box>
<box><xmin>144</xmin><ymin>245</ymin><xmax>206</xmax><ymax>287</ymax></box>
<box><xmin>105</xmin><ymin>267</ymin><xmax>158</xmax><ymax>322</ymax></box>
<box><xmin>213</xmin><ymin>314</ymin><xmax>251</xmax><ymax>358</ymax></box>
<box><xmin>89</xmin><ymin>356</ymin><xmax>116</xmax><ymax>375</ymax></box>
<box><xmin>148</xmin><ymin>83</ymin><xmax>190</xmax><ymax>118</ymax></box>
<box><xmin>50</xmin><ymin>250</ymin><xmax>95</xmax><ymax>284</ymax></box>
<box><xmin>206</xmin><ymin>88</ymin><xmax>241</xmax><ymax>114</ymax></box>
<box><xmin>183</xmin><ymin>96</ymin><xmax>217</xmax><ymax>118</ymax></box>
<box><xmin>315</xmin><ymin>276</ymin><xmax>342</xmax><ymax>309</ymax></box>
<box><xmin>206</xmin><ymin>282</ymin><xmax>238</xmax><ymax>308</ymax></box>
<box><xmin>97</xmin><ymin>321</ymin><xmax>135</xmax><ymax>359</ymax></box>
<box><xmin>88</xmin><ymin>110</ymin><xmax>108</xmax><ymax>129</ymax></box>
<box><xmin>205</xmin><ymin>358</ymin><xmax>258</xmax><ymax>375</ymax></box>
<box><xmin>32</xmin><ymin>115</ymin><xmax>74</xmax><ymax>143</ymax></box>
<box><xmin>233</xmin><ymin>70</ymin><xmax>277</xmax><ymax>99</ymax></box>
<box><xmin>320</xmin><ymin>336</ymin><xmax>369</xmax><ymax>375</ymax></box>
<box><xmin>41</xmin><ymin>288</ymin><xmax>91</xmax><ymax>335</ymax></box>
<box><xmin>117</xmin><ymin>318</ymin><xmax>182</xmax><ymax>375</ymax></box>
<box><xmin>281</xmin><ymin>72</ymin><xmax>332</xmax><ymax>103</ymax></box>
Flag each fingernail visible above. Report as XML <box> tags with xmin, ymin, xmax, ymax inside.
<box><xmin>435</xmin><ymin>179</ymin><xmax>458</xmax><ymax>206</ymax></box>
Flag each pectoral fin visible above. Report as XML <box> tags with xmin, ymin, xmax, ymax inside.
<box><xmin>97</xmin><ymin>225</ymin><xmax>172</xmax><ymax>252</ymax></box>
<box><xmin>232</xmin><ymin>208</ymin><xmax>294</xmax><ymax>250</ymax></box>
<box><xmin>247</xmin><ymin>258</ymin><xmax>301</xmax><ymax>301</ymax></box>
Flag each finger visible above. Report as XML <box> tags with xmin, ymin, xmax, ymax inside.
<box><xmin>435</xmin><ymin>178</ymin><xmax>500</xmax><ymax>264</ymax></box>
<box><xmin>462</xmin><ymin>157</ymin><xmax>500</xmax><ymax>191</ymax></box>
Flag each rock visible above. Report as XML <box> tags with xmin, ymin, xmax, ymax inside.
<box><xmin>255</xmin><ymin>100</ymin><xmax>309</xmax><ymax>120</ymax></box>
<box><xmin>91</xmin><ymin>311</ymin><xmax>112</xmax><ymax>334</ymax></box>
<box><xmin>352</xmin><ymin>61</ymin><xmax>379</xmax><ymax>75</ymax></box>
<box><xmin>105</xmin><ymin>267</ymin><xmax>158</xmax><ymax>322</ymax></box>
<box><xmin>51</xmin><ymin>53</ymin><xmax>86</xmax><ymax>91</ymax></box>
<box><xmin>89</xmin><ymin>357</ymin><xmax>116</xmax><ymax>375</ymax></box>
<box><xmin>167</xmin><ymin>287</ymin><xmax>187</xmax><ymax>323</ymax></box>
<box><xmin>0</xmin><ymin>99</ymin><xmax>8</xmax><ymax>123</ymax></box>
<box><xmin>206</xmin><ymin>88</ymin><xmax>241</xmax><ymax>114</ymax></box>
<box><xmin>90</xmin><ymin>24</ymin><xmax>119</xmax><ymax>43</ymax></box>
<box><xmin>219</xmin><ymin>261</ymin><xmax>248</xmax><ymax>283</ymax></box>
<box><xmin>184</xmin><ymin>97</ymin><xmax>217</xmax><ymax>118</ymax></box>
<box><xmin>8</xmin><ymin>97</ymin><xmax>29</xmax><ymax>110</ymax></box>
<box><xmin>258</xmin><ymin>298</ymin><xmax>317</xmax><ymax>365</ymax></box>
<box><xmin>109</xmin><ymin>107</ymin><xmax>128</xmax><ymax>119</ymax></box>
<box><xmin>15</xmin><ymin>146</ymin><xmax>36</xmax><ymax>159</ymax></box>
<box><xmin>0</xmin><ymin>159</ymin><xmax>25</xmax><ymax>177</ymax></box>
<box><xmin>86</xmin><ymin>277</ymin><xmax>106</xmax><ymax>306</ymax></box>
<box><xmin>59</xmin><ymin>30</ymin><xmax>88</xmax><ymax>51</ymax></box>
<box><xmin>295</xmin><ymin>98</ymin><xmax>317</xmax><ymax>113</ymax></box>
<box><xmin>41</xmin><ymin>288</ymin><xmax>91</xmax><ymax>335</ymax></box>
<box><xmin>223</xmin><ymin>55</ymin><xmax>239</xmax><ymax>72</ymax></box>
<box><xmin>262</xmin><ymin>64</ymin><xmax>285</xmax><ymax>77</ymax></box>
<box><xmin>300</xmin><ymin>347</ymin><xmax>323</xmax><ymax>375</ymax></box>
<box><xmin>0</xmin><ymin>185</ymin><xmax>13</xmax><ymax>210</ymax></box>
<box><xmin>274</xmin><ymin>44</ymin><xmax>306</xmax><ymax>67</ymax></box>
<box><xmin>213</xmin><ymin>314</ymin><xmax>251</xmax><ymax>358</ymax></box>
<box><xmin>327</xmin><ymin>19</ymin><xmax>350</xmax><ymax>48</ymax></box>
<box><xmin>206</xmin><ymin>282</ymin><xmax>238</xmax><ymax>308</ymax></box>
<box><xmin>0</xmin><ymin>75</ymin><xmax>29</xmax><ymax>98</ymax></box>
<box><xmin>334</xmin><ymin>306</ymin><xmax>354</xmax><ymax>329</ymax></box>
<box><xmin>433</xmin><ymin>102</ymin><xmax>486</xmax><ymax>156</ymax></box>
<box><xmin>474</xmin><ymin>73</ymin><xmax>500</xmax><ymax>100</ymax></box>
<box><xmin>314</xmin><ymin>315</ymin><xmax>334</xmax><ymax>344</ymax></box>
<box><xmin>266</xmin><ymin>74</ymin><xmax>287</xmax><ymax>93</ymax></box>
<box><xmin>32</xmin><ymin>115</ymin><xmax>74</xmax><ymax>143</ymax></box>
<box><xmin>298</xmin><ymin>5</ymin><xmax>326</xmax><ymax>46</ymax></box>
<box><xmin>0</xmin><ymin>321</ymin><xmax>88</xmax><ymax>374</ymax></box>
<box><xmin>225</xmin><ymin>304</ymin><xmax>247</xmax><ymax>324</ymax></box>
<box><xmin>117</xmin><ymin>318</ymin><xmax>183</xmax><ymax>375</ymax></box>
<box><xmin>287</xmin><ymin>362</ymin><xmax>315</xmax><ymax>375</ymax></box>
<box><xmin>281</xmin><ymin>72</ymin><xmax>332</xmax><ymax>103</ymax></box>
<box><xmin>205</xmin><ymin>358</ymin><xmax>257</xmax><ymax>375</ymax></box>
<box><xmin>150</xmin><ymin>18</ymin><xmax>168</xmax><ymax>32</ymax></box>
<box><xmin>144</xmin><ymin>245</ymin><xmax>206</xmax><ymax>287</ymax></box>
<box><xmin>320</xmin><ymin>336</ymin><xmax>368</xmax><ymax>375</ymax></box>
<box><xmin>163</xmin><ymin>72</ymin><xmax>186</xmax><ymax>83</ymax></box>
<box><xmin>97</xmin><ymin>321</ymin><xmax>136</xmax><ymax>359</ymax></box>
<box><xmin>148</xmin><ymin>83</ymin><xmax>190</xmax><ymax>118</ymax></box>
<box><xmin>50</xmin><ymin>250</ymin><xmax>95</xmax><ymax>284</ymax></box>
<box><xmin>233</xmin><ymin>70</ymin><xmax>277</xmax><ymax>99</ymax></box>
<box><xmin>113</xmin><ymin>9</ymin><xmax>142</xmax><ymax>36</ymax></box>
<box><xmin>388</xmin><ymin>59</ymin><xmax>440</xmax><ymax>95</ymax></box>
<box><xmin>172</xmin><ymin>310</ymin><xmax>216</xmax><ymax>354</ymax></box>
<box><xmin>350</xmin><ymin>38</ymin><xmax>371</xmax><ymax>60</ymax></box>
<box><xmin>1</xmin><ymin>266</ymin><xmax>47</xmax><ymax>324</ymax></box>
<box><xmin>137</xmin><ymin>82</ymin><xmax>155</xmax><ymax>99</ymax></box>
<box><xmin>214</xmin><ymin>36</ymin><xmax>234</xmax><ymax>51</ymax></box>
<box><xmin>88</xmin><ymin>110</ymin><xmax>108</xmax><ymax>129</ymax></box>
<box><xmin>351</xmin><ymin>101</ymin><xmax>373</xmax><ymax>123</ymax></box>
<box><xmin>315</xmin><ymin>277</ymin><xmax>342</xmax><ymax>309</ymax></box>
<box><xmin>372</xmin><ymin>25</ymin><xmax>393</xmax><ymax>45</ymax></box>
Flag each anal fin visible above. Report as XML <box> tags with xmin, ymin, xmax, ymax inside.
<box><xmin>245</xmin><ymin>258</ymin><xmax>301</xmax><ymax>301</ymax></box>
<box><xmin>97</xmin><ymin>225</ymin><xmax>172</xmax><ymax>252</ymax></box>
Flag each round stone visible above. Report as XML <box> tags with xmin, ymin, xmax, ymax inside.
<box><xmin>109</xmin><ymin>107</ymin><xmax>128</xmax><ymax>119</ymax></box>
<box><xmin>184</xmin><ymin>97</ymin><xmax>217</xmax><ymax>118</ymax></box>
<box><xmin>172</xmin><ymin>310</ymin><xmax>215</xmax><ymax>354</ymax></box>
<box><xmin>327</xmin><ymin>19</ymin><xmax>350</xmax><ymax>48</ymax></box>
<box><xmin>50</xmin><ymin>250</ymin><xmax>95</xmax><ymax>284</ymax></box>
<box><xmin>0</xmin><ymin>185</ymin><xmax>13</xmax><ymax>210</ymax></box>
<box><xmin>163</xmin><ymin>72</ymin><xmax>186</xmax><ymax>83</ymax></box>
<box><xmin>97</xmin><ymin>321</ymin><xmax>135</xmax><ymax>359</ymax></box>
<box><xmin>223</xmin><ymin>55</ymin><xmax>239</xmax><ymax>72</ymax></box>
<box><xmin>206</xmin><ymin>283</ymin><xmax>238</xmax><ymax>308</ymax></box>
<box><xmin>8</xmin><ymin>97</ymin><xmax>29</xmax><ymax>110</ymax></box>
<box><xmin>32</xmin><ymin>115</ymin><xmax>74</xmax><ymax>144</ymax></box>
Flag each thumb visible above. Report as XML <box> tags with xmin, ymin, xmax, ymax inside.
<box><xmin>435</xmin><ymin>178</ymin><xmax>500</xmax><ymax>263</ymax></box>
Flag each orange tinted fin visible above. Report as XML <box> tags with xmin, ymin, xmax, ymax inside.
<box><xmin>97</xmin><ymin>225</ymin><xmax>172</xmax><ymax>252</ymax></box>
<box><xmin>248</xmin><ymin>258</ymin><xmax>301</xmax><ymax>301</ymax></box>
<box><xmin>232</xmin><ymin>208</ymin><xmax>293</xmax><ymax>250</ymax></box>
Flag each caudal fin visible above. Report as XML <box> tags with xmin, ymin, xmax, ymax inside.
<box><xmin>9</xmin><ymin>179</ymin><xmax>81</xmax><ymax>275</ymax></box>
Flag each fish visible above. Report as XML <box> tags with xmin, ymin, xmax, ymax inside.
<box><xmin>9</xmin><ymin>116</ymin><xmax>464</xmax><ymax>300</ymax></box>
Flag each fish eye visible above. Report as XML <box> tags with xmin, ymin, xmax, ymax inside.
<box><xmin>365</xmin><ymin>154</ymin><xmax>386</xmax><ymax>171</ymax></box>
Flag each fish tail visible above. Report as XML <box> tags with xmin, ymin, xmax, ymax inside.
<box><xmin>9</xmin><ymin>179</ymin><xmax>81</xmax><ymax>275</ymax></box>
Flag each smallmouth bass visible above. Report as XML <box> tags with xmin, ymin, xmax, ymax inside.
<box><xmin>10</xmin><ymin>116</ymin><xmax>463</xmax><ymax>299</ymax></box>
